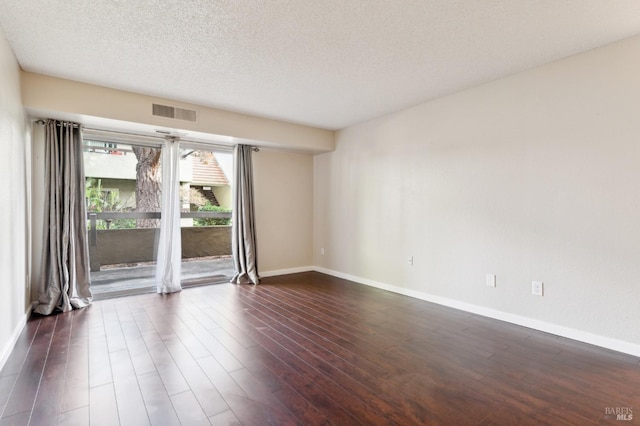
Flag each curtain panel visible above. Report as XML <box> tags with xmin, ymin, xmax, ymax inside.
<box><xmin>231</xmin><ymin>145</ymin><xmax>259</xmax><ymax>285</ymax></box>
<box><xmin>34</xmin><ymin>120</ymin><xmax>92</xmax><ymax>315</ymax></box>
<box><xmin>155</xmin><ymin>138</ymin><xmax>182</xmax><ymax>294</ymax></box>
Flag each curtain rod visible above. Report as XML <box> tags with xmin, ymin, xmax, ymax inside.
<box><xmin>34</xmin><ymin>119</ymin><xmax>260</xmax><ymax>152</ymax></box>
<box><xmin>34</xmin><ymin>119</ymin><xmax>79</xmax><ymax>128</ymax></box>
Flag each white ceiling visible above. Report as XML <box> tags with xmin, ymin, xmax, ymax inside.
<box><xmin>2</xmin><ymin>1</ymin><xmax>640</xmax><ymax>130</ymax></box>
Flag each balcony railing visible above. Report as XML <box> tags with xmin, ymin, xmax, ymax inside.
<box><xmin>87</xmin><ymin>211</ymin><xmax>232</xmax><ymax>271</ymax></box>
<box><xmin>87</xmin><ymin>211</ymin><xmax>231</xmax><ymax>243</ymax></box>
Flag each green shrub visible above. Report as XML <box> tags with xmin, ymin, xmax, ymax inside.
<box><xmin>194</xmin><ymin>204</ymin><xmax>232</xmax><ymax>226</ymax></box>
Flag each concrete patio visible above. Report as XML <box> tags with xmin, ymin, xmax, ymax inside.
<box><xmin>90</xmin><ymin>256</ymin><xmax>235</xmax><ymax>299</ymax></box>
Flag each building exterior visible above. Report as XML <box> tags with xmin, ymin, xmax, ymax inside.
<box><xmin>83</xmin><ymin>142</ymin><xmax>231</xmax><ymax>216</ymax></box>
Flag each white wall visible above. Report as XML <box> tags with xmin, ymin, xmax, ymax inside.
<box><xmin>254</xmin><ymin>149</ymin><xmax>314</xmax><ymax>274</ymax></box>
<box><xmin>314</xmin><ymin>35</ymin><xmax>640</xmax><ymax>353</ymax></box>
<box><xmin>0</xmin><ymin>27</ymin><xmax>30</xmax><ymax>368</ymax></box>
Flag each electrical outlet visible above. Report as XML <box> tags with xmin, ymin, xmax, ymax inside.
<box><xmin>486</xmin><ymin>274</ymin><xmax>496</xmax><ymax>287</ymax></box>
<box><xmin>408</xmin><ymin>256</ymin><xmax>414</xmax><ymax>266</ymax></box>
<box><xmin>320</xmin><ymin>247</ymin><xmax>325</xmax><ymax>255</ymax></box>
<box><xmin>532</xmin><ymin>281</ymin><xmax>543</xmax><ymax>296</ymax></box>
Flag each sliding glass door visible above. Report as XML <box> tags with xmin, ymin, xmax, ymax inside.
<box><xmin>83</xmin><ymin>133</ymin><xmax>233</xmax><ymax>298</ymax></box>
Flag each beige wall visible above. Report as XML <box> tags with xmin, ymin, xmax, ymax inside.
<box><xmin>212</xmin><ymin>186</ymin><xmax>232</xmax><ymax>209</ymax></box>
<box><xmin>21</xmin><ymin>72</ymin><xmax>335</xmax><ymax>153</ymax></box>
<box><xmin>314</xmin><ymin>35</ymin><xmax>640</xmax><ymax>352</ymax></box>
<box><xmin>254</xmin><ymin>149</ymin><xmax>314</xmax><ymax>274</ymax></box>
<box><xmin>0</xmin><ymin>27</ymin><xmax>30</xmax><ymax>367</ymax></box>
<box><xmin>30</xmin><ymin>124</ymin><xmax>44</xmax><ymax>303</ymax></box>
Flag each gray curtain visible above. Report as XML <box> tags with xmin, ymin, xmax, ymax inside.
<box><xmin>34</xmin><ymin>120</ymin><xmax>92</xmax><ymax>315</ymax></box>
<box><xmin>231</xmin><ymin>145</ymin><xmax>259</xmax><ymax>285</ymax></box>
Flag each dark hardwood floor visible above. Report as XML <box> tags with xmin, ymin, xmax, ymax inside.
<box><xmin>0</xmin><ymin>272</ymin><xmax>638</xmax><ymax>425</ymax></box>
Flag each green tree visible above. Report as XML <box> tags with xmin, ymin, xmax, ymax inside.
<box><xmin>85</xmin><ymin>178</ymin><xmax>134</xmax><ymax>229</ymax></box>
<box><xmin>132</xmin><ymin>146</ymin><xmax>162</xmax><ymax>228</ymax></box>
<box><xmin>85</xmin><ymin>178</ymin><xmax>121</xmax><ymax>212</ymax></box>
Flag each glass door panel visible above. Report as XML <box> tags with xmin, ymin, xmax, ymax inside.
<box><xmin>84</xmin><ymin>140</ymin><xmax>162</xmax><ymax>298</ymax></box>
<box><xmin>179</xmin><ymin>148</ymin><xmax>234</xmax><ymax>286</ymax></box>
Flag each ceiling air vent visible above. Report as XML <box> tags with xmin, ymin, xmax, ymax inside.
<box><xmin>152</xmin><ymin>103</ymin><xmax>197</xmax><ymax>122</ymax></box>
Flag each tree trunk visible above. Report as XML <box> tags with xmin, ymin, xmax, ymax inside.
<box><xmin>133</xmin><ymin>147</ymin><xmax>162</xmax><ymax>228</ymax></box>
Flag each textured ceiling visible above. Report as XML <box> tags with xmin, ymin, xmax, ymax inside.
<box><xmin>2</xmin><ymin>1</ymin><xmax>640</xmax><ymax>130</ymax></box>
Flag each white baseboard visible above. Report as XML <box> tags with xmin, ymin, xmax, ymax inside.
<box><xmin>260</xmin><ymin>266</ymin><xmax>314</xmax><ymax>278</ymax></box>
<box><xmin>313</xmin><ymin>267</ymin><xmax>640</xmax><ymax>357</ymax></box>
<box><xmin>0</xmin><ymin>302</ymin><xmax>35</xmax><ymax>373</ymax></box>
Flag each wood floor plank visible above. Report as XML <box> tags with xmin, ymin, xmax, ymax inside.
<box><xmin>163</xmin><ymin>336</ymin><xmax>229</xmax><ymax>417</ymax></box>
<box><xmin>88</xmin><ymin>331</ymin><xmax>112</xmax><ymax>389</ymax></box>
<box><xmin>169</xmin><ymin>390</ymin><xmax>210</xmax><ymax>426</ymax></box>
<box><xmin>228</xmin><ymin>368</ymin><xmax>301</xmax><ymax>422</ymax></box>
<box><xmin>205</xmin><ymin>328</ymin><xmax>284</xmax><ymax>394</ymax></box>
<box><xmin>137</xmin><ymin>372</ymin><xmax>181</xmax><ymax>426</ymax></box>
<box><xmin>169</xmin><ymin>310</ymin><xmax>242</xmax><ymax>371</ymax></box>
<box><xmin>0</xmin><ymin>411</ymin><xmax>30</xmax><ymax>426</ymax></box>
<box><xmin>139</xmin><ymin>331</ymin><xmax>190</xmax><ymax>396</ymax></box>
<box><xmin>196</xmin><ymin>356</ymin><xmax>247</xmax><ymax>400</ymax></box>
<box><xmin>109</xmin><ymin>349</ymin><xmax>150</xmax><ymax>426</ymax></box>
<box><xmin>57</xmin><ymin>405</ymin><xmax>89</xmax><ymax>426</ymax></box>
<box><xmin>1</xmin><ymin>272</ymin><xmax>639</xmax><ymax>425</ymax></box>
<box><xmin>88</xmin><ymin>383</ymin><xmax>119</xmax><ymax>426</ymax></box>
<box><xmin>1</xmin><ymin>315</ymin><xmax>56</xmax><ymax>420</ymax></box>
<box><xmin>0</xmin><ymin>321</ymin><xmax>40</xmax><ymax>378</ymax></box>
<box><xmin>221</xmin><ymin>393</ymin><xmax>301</xmax><ymax>426</ymax></box>
<box><xmin>238</xmin><ymin>312</ymin><xmax>405</xmax><ymax>424</ymax></box>
<box><xmin>478</xmin><ymin>372</ymin><xmax>597</xmax><ymax>425</ymax></box>
<box><xmin>235</xmin><ymin>292</ymin><xmax>376</xmax><ymax>366</ymax></box>
<box><xmin>119</xmin><ymin>321</ymin><xmax>156</xmax><ymax>377</ymax></box>
<box><xmin>208</xmin><ymin>409</ymin><xmax>242</xmax><ymax>425</ymax></box>
<box><xmin>236</xmin><ymin>287</ymin><xmax>408</xmax><ymax>379</ymax></box>
<box><xmin>193</xmin><ymin>301</ymin><xmax>258</xmax><ymax>349</ymax></box>
<box><xmin>30</xmin><ymin>313</ymin><xmax>73</xmax><ymax>425</ymax></box>
<box><xmin>271</xmin><ymin>383</ymin><xmax>335</xmax><ymax>426</ymax></box>
<box><xmin>102</xmin><ymin>302</ymin><xmax>127</xmax><ymax>354</ymax></box>
<box><xmin>0</xmin><ymin>375</ymin><xmax>17</xmax><ymax>418</ymax></box>
<box><xmin>114</xmin><ymin>302</ymin><xmax>157</xmax><ymax>378</ymax></box>
<box><xmin>245</xmin><ymin>345</ymin><xmax>359</xmax><ymax>425</ymax></box>
<box><xmin>60</xmin><ymin>311</ymin><xmax>90</xmax><ymax>414</ymax></box>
